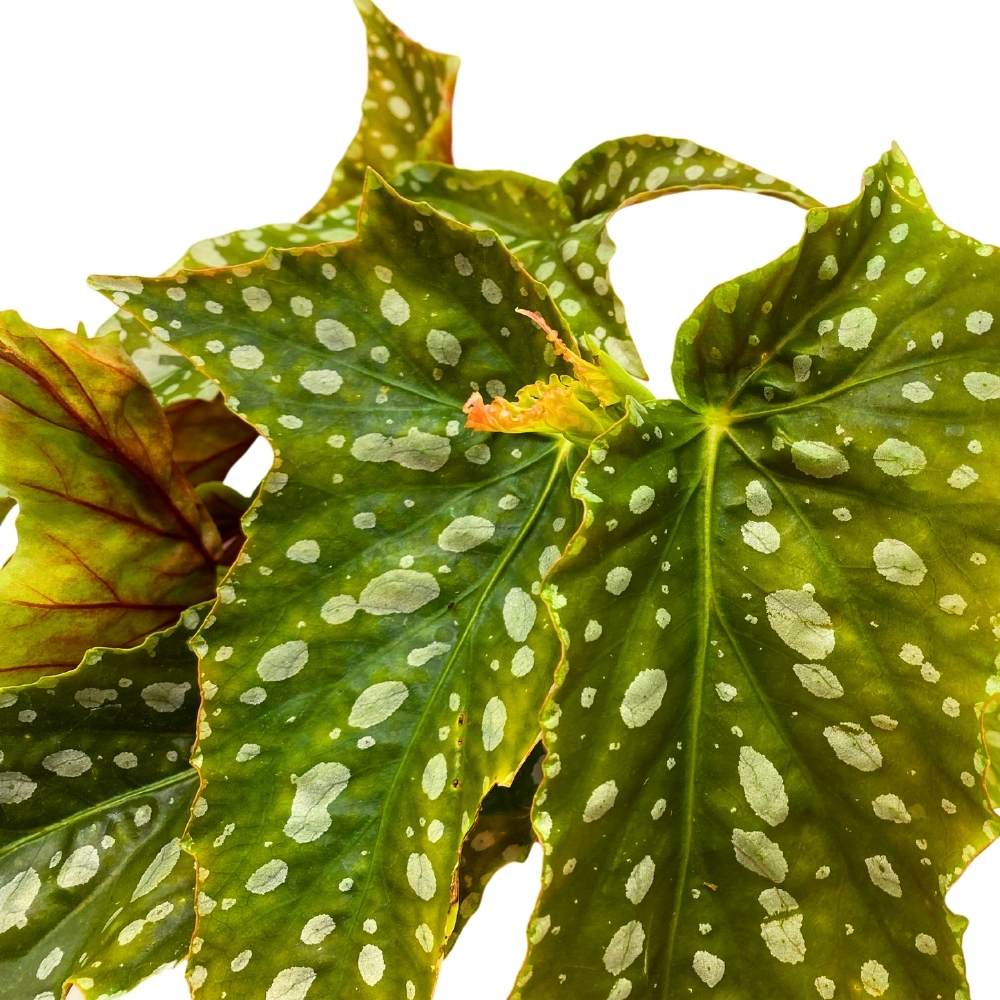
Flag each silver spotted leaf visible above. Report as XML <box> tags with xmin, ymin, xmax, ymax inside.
<box><xmin>514</xmin><ymin>149</ymin><xmax>1000</xmax><ymax>999</ymax></box>
<box><xmin>0</xmin><ymin>608</ymin><xmax>203</xmax><ymax>998</ymax></box>
<box><xmin>549</xmin><ymin>135</ymin><xmax>820</xmax><ymax>377</ymax></box>
<box><xmin>301</xmin><ymin>0</ymin><xmax>459</xmax><ymax>220</ymax></box>
<box><xmin>91</xmin><ymin>175</ymin><xmax>582</xmax><ymax>999</ymax></box>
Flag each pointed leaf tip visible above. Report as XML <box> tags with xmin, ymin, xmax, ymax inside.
<box><xmin>0</xmin><ymin>315</ymin><xmax>221</xmax><ymax>684</ymax></box>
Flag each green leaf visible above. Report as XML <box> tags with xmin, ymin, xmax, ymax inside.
<box><xmin>301</xmin><ymin>0</ymin><xmax>460</xmax><ymax>220</ymax></box>
<box><xmin>513</xmin><ymin>148</ymin><xmax>1000</xmax><ymax>999</ymax></box>
<box><xmin>98</xmin><ymin>312</ymin><xmax>222</xmax><ymax>406</ymax></box>
<box><xmin>548</xmin><ymin>135</ymin><xmax>820</xmax><ymax>377</ymax></box>
<box><xmin>0</xmin><ymin>312</ymin><xmax>221</xmax><ymax>685</ymax></box>
<box><xmin>558</xmin><ymin>135</ymin><xmax>820</xmax><ymax>217</ymax></box>
<box><xmin>0</xmin><ymin>608</ymin><xmax>203</xmax><ymax>998</ymax></box>
<box><xmin>91</xmin><ymin>175</ymin><xmax>583</xmax><ymax>999</ymax></box>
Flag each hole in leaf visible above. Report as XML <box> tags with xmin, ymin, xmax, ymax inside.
<box><xmin>945</xmin><ymin>817</ymin><xmax>1000</xmax><ymax>996</ymax></box>
<box><xmin>69</xmin><ymin>964</ymin><xmax>189</xmax><ymax>999</ymax></box>
<box><xmin>0</xmin><ymin>500</ymin><xmax>18</xmax><ymax>568</ymax></box>
<box><xmin>606</xmin><ymin>189</ymin><xmax>807</xmax><ymax>398</ymax></box>
<box><xmin>434</xmin><ymin>843</ymin><xmax>543</xmax><ymax>1000</ymax></box>
<box><xmin>224</xmin><ymin>435</ymin><xmax>275</xmax><ymax>497</ymax></box>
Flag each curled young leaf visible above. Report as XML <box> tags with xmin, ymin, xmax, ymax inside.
<box><xmin>514</xmin><ymin>149</ymin><xmax>1000</xmax><ymax>999</ymax></box>
<box><xmin>91</xmin><ymin>175</ymin><xmax>584</xmax><ymax>999</ymax></box>
<box><xmin>0</xmin><ymin>312</ymin><xmax>221</xmax><ymax>684</ymax></box>
<box><xmin>0</xmin><ymin>609</ymin><xmax>204</xmax><ymax>998</ymax></box>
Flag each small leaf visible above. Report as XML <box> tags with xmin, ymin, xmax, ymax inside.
<box><xmin>514</xmin><ymin>149</ymin><xmax>1000</xmax><ymax>998</ymax></box>
<box><xmin>0</xmin><ymin>609</ymin><xmax>203</xmax><ymax>998</ymax></box>
<box><xmin>0</xmin><ymin>312</ymin><xmax>221</xmax><ymax>684</ymax></box>
<box><xmin>92</xmin><ymin>175</ymin><xmax>582</xmax><ymax>998</ymax></box>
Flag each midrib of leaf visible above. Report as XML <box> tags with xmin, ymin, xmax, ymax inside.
<box><xmin>343</xmin><ymin>439</ymin><xmax>571</xmax><ymax>943</ymax></box>
<box><xmin>661</xmin><ymin>422</ymin><xmax>721</xmax><ymax>991</ymax></box>
<box><xmin>0</xmin><ymin>768</ymin><xmax>197</xmax><ymax>859</ymax></box>
<box><xmin>606</xmin><ymin>392</ymin><xmax>958</xmax><ymax>995</ymax></box>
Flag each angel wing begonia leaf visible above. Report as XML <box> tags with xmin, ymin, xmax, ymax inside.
<box><xmin>513</xmin><ymin>149</ymin><xmax>1000</xmax><ymax>999</ymax></box>
<box><xmin>0</xmin><ymin>312</ymin><xmax>221</xmax><ymax>685</ymax></box>
<box><xmin>0</xmin><ymin>608</ymin><xmax>204</xmax><ymax>999</ymax></box>
<box><xmin>90</xmin><ymin>175</ymin><xmax>588</xmax><ymax>1000</ymax></box>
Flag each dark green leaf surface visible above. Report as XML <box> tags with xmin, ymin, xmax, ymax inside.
<box><xmin>0</xmin><ymin>609</ymin><xmax>203</xmax><ymax>998</ymax></box>
<box><xmin>91</xmin><ymin>176</ymin><xmax>581</xmax><ymax>999</ymax></box>
<box><xmin>515</xmin><ymin>149</ymin><xmax>1000</xmax><ymax>1000</ymax></box>
<box><xmin>0</xmin><ymin>312</ymin><xmax>221</xmax><ymax>685</ymax></box>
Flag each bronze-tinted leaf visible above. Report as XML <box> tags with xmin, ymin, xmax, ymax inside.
<box><xmin>0</xmin><ymin>312</ymin><xmax>220</xmax><ymax>684</ymax></box>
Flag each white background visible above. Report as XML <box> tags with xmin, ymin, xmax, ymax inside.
<box><xmin>1</xmin><ymin>1</ymin><xmax>999</xmax><ymax>997</ymax></box>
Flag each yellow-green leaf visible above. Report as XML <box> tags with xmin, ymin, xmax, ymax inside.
<box><xmin>0</xmin><ymin>312</ymin><xmax>221</xmax><ymax>685</ymax></box>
